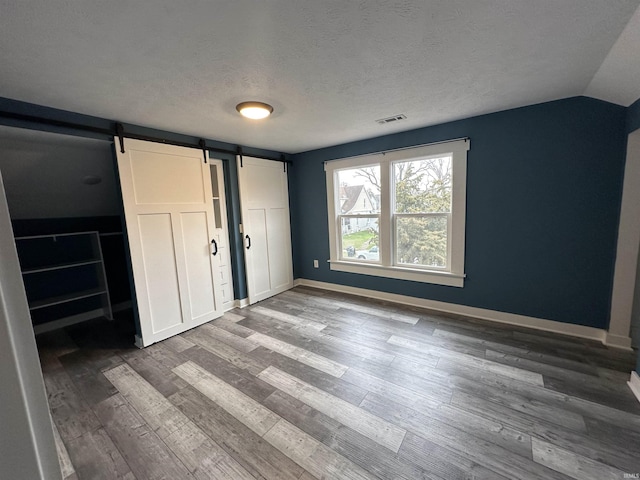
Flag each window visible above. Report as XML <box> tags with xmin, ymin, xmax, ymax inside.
<box><xmin>325</xmin><ymin>138</ymin><xmax>469</xmax><ymax>287</ymax></box>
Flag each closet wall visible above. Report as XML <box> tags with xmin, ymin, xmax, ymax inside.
<box><xmin>0</xmin><ymin>126</ymin><xmax>131</xmax><ymax>321</ymax></box>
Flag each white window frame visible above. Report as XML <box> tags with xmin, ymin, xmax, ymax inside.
<box><xmin>325</xmin><ymin>138</ymin><xmax>469</xmax><ymax>287</ymax></box>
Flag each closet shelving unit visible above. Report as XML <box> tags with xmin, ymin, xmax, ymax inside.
<box><xmin>15</xmin><ymin>231</ymin><xmax>112</xmax><ymax>333</ymax></box>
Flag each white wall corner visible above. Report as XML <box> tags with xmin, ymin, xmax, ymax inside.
<box><xmin>609</xmin><ymin>131</ymin><xmax>640</xmax><ymax>349</ymax></box>
<box><xmin>629</xmin><ymin>371</ymin><xmax>640</xmax><ymax>404</ymax></box>
<box><xmin>604</xmin><ymin>332</ymin><xmax>633</xmax><ymax>350</ymax></box>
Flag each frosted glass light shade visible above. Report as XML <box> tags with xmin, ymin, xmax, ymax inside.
<box><xmin>236</xmin><ymin>101</ymin><xmax>273</xmax><ymax>119</ymax></box>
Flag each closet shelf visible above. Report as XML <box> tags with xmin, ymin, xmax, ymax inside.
<box><xmin>22</xmin><ymin>259</ymin><xmax>102</xmax><ymax>274</ymax></box>
<box><xmin>29</xmin><ymin>288</ymin><xmax>108</xmax><ymax>310</ymax></box>
<box><xmin>15</xmin><ymin>231</ymin><xmax>113</xmax><ymax>328</ymax></box>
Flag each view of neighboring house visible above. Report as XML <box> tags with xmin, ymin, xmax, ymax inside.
<box><xmin>339</xmin><ymin>184</ymin><xmax>379</xmax><ymax>233</ymax></box>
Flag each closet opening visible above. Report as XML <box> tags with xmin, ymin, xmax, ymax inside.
<box><xmin>0</xmin><ymin>125</ymin><xmax>135</xmax><ymax>346</ymax></box>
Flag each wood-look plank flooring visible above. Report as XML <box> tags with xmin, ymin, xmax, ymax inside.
<box><xmin>36</xmin><ymin>286</ymin><xmax>640</xmax><ymax>480</ymax></box>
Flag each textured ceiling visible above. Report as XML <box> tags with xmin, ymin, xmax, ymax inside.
<box><xmin>1</xmin><ymin>1</ymin><xmax>639</xmax><ymax>153</ymax></box>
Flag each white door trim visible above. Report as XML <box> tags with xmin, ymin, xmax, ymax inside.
<box><xmin>608</xmin><ymin>129</ymin><xmax>640</xmax><ymax>350</ymax></box>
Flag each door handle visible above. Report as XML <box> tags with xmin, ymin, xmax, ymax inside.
<box><xmin>245</xmin><ymin>234</ymin><xmax>251</xmax><ymax>250</ymax></box>
<box><xmin>211</xmin><ymin>238</ymin><xmax>218</xmax><ymax>256</ymax></box>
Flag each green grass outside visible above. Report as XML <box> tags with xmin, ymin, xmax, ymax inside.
<box><xmin>341</xmin><ymin>230</ymin><xmax>376</xmax><ymax>250</ymax></box>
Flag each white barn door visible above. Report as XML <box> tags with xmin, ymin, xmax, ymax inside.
<box><xmin>237</xmin><ymin>156</ymin><xmax>293</xmax><ymax>304</ymax></box>
<box><xmin>116</xmin><ymin>139</ymin><xmax>223</xmax><ymax>347</ymax></box>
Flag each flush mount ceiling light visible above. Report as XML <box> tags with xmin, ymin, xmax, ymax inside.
<box><xmin>236</xmin><ymin>101</ymin><xmax>273</xmax><ymax>120</ymax></box>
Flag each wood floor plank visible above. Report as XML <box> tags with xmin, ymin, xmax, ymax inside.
<box><xmin>161</xmin><ymin>334</ymin><xmax>195</xmax><ymax>353</ymax></box>
<box><xmin>44</xmin><ymin>360</ymin><xmax>102</xmax><ymax>441</ymax></box>
<box><xmin>200</xmin><ymin>323</ymin><xmax>259</xmax><ymax>353</ymax></box>
<box><xmin>432</xmin><ymin>327</ymin><xmax>531</xmax><ymax>356</ymax></box>
<box><xmin>353</xmin><ymin>379</ymin><xmax>533</xmax><ymax>460</ymax></box>
<box><xmin>531</xmin><ymin>437</ymin><xmax>626</xmax><ymax>480</ymax></box>
<box><xmin>211</xmin><ymin>316</ymin><xmax>255</xmax><ymax>338</ymax></box>
<box><xmin>389</xmin><ymin>334</ymin><xmax>545</xmax><ymax>386</ymax></box>
<box><xmin>65</xmin><ymin>426</ymin><xmax>136</xmax><ymax>480</ymax></box>
<box><xmin>183</xmin><ymin>345</ymin><xmax>277</xmax><ymax>402</ymax></box>
<box><xmin>259</xmin><ymin>304</ymin><xmax>397</xmax><ymax>366</ymax></box>
<box><xmin>437</xmin><ymin>355</ymin><xmax>640</xmax><ymax>432</ymax></box>
<box><xmin>251</xmin><ymin>346</ymin><xmax>368</xmax><ymax>406</ymax></box>
<box><xmin>52</xmin><ymin>419</ymin><xmax>75</xmax><ymax>479</ymax></box>
<box><xmin>247</xmin><ymin>331</ymin><xmax>349</xmax><ymax>377</ymax></box>
<box><xmin>262</xmin><ymin>385</ymin><xmax>447</xmax><ymax>480</ymax></box>
<box><xmin>250</xmin><ymin>305</ymin><xmax>327</xmax><ymax>331</ymax></box>
<box><xmin>400</xmin><ymin>432</ymin><xmax>510</xmax><ymax>480</ymax></box>
<box><xmin>240</xmin><ymin>313</ymin><xmax>390</xmax><ymax>369</ymax></box>
<box><xmin>184</xmin><ymin>327</ymin><xmax>266</xmax><ymax>375</ymax></box>
<box><xmin>94</xmin><ymin>394</ymin><xmax>194</xmax><ymax>480</ymax></box>
<box><xmin>257</xmin><ymin>365</ymin><xmax>407</xmax><ymax>453</ymax></box>
<box><xmin>435</xmin><ymin>360</ymin><xmax>588</xmax><ymax>432</ymax></box>
<box><xmin>57</xmin><ymin>349</ymin><xmax>121</xmax><ymax>405</ymax></box>
<box><xmin>360</xmin><ymin>392</ymin><xmax>571</xmax><ymax>480</ymax></box>
<box><xmin>103</xmin><ymin>363</ymin><xmax>255</xmax><ymax>480</ymax></box>
<box><xmin>171</xmin><ymin>386</ymin><xmax>305</xmax><ymax>480</ymax></box>
<box><xmin>173</xmin><ymin>360</ymin><xmax>280</xmax><ymax>436</ymax></box>
<box><xmin>222</xmin><ymin>311</ymin><xmax>246</xmax><ymax>322</ymax></box>
<box><xmin>341</xmin><ymin>367</ymin><xmax>445</xmax><ymax>411</ymax></box>
<box><xmin>450</xmin><ymin>390</ymin><xmax>640</xmax><ymax>473</ymax></box>
<box><xmin>348</xmin><ymin>357</ymin><xmax>453</xmax><ymax>403</ymax></box>
<box><xmin>262</xmin><ymin>389</ymin><xmax>343</xmax><ymax>443</ymax></box>
<box><xmin>263</xmin><ymin>419</ymin><xmax>377</xmax><ymax>480</ymax></box>
<box><xmin>121</xmin><ymin>349</ymin><xmax>188</xmax><ymax>397</ymax></box>
<box><xmin>173</xmin><ymin>359</ymin><xmax>376</xmax><ymax>480</ymax></box>
<box><xmin>317</xmin><ymin>332</ymin><xmax>396</xmax><ymax>366</ymax></box>
<box><xmin>543</xmin><ymin>374</ymin><xmax>640</xmax><ymax>414</ymax></box>
<box><xmin>36</xmin><ymin>328</ymin><xmax>79</xmax><ymax>373</ymax></box>
<box><xmin>584</xmin><ymin>417</ymin><xmax>640</xmax><ymax>453</ymax></box>
<box><xmin>303</xmin><ymin>295</ymin><xmax>419</xmax><ymax>325</ymax></box>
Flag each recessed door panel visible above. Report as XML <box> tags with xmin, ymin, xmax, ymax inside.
<box><xmin>267</xmin><ymin>208</ymin><xmax>292</xmax><ymax>291</ymax></box>
<box><xmin>180</xmin><ymin>211</ymin><xmax>216</xmax><ymax>319</ymax></box>
<box><xmin>247</xmin><ymin>209</ymin><xmax>271</xmax><ymax>298</ymax></box>
<box><xmin>138</xmin><ymin>214</ymin><xmax>183</xmax><ymax>333</ymax></box>
<box><xmin>130</xmin><ymin>151</ymin><xmax>205</xmax><ymax>204</ymax></box>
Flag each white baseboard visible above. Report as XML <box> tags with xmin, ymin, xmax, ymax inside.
<box><xmin>629</xmin><ymin>371</ymin><xmax>640</xmax><ymax>404</ymax></box>
<box><xmin>604</xmin><ymin>332</ymin><xmax>633</xmax><ymax>350</ymax></box>
<box><xmin>294</xmin><ymin>278</ymin><xmax>613</xmax><ymax>345</ymax></box>
<box><xmin>234</xmin><ymin>298</ymin><xmax>250</xmax><ymax>309</ymax></box>
<box><xmin>33</xmin><ymin>308</ymin><xmax>106</xmax><ymax>335</ymax></box>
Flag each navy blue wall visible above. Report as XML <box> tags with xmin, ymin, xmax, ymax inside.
<box><xmin>627</xmin><ymin>97</ymin><xmax>640</xmax><ymax>134</ymax></box>
<box><xmin>291</xmin><ymin>97</ymin><xmax>628</xmax><ymax>329</ymax></box>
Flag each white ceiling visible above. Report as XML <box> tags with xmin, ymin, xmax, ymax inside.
<box><xmin>1</xmin><ymin>1</ymin><xmax>639</xmax><ymax>154</ymax></box>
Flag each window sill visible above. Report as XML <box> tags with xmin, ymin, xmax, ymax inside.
<box><xmin>328</xmin><ymin>260</ymin><xmax>465</xmax><ymax>287</ymax></box>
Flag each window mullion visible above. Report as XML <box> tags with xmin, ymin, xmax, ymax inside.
<box><xmin>379</xmin><ymin>158</ymin><xmax>392</xmax><ymax>266</ymax></box>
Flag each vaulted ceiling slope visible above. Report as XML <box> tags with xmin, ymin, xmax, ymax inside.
<box><xmin>1</xmin><ymin>1</ymin><xmax>639</xmax><ymax>153</ymax></box>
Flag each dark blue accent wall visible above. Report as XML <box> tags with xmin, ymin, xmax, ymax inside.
<box><xmin>291</xmin><ymin>97</ymin><xmax>628</xmax><ymax>330</ymax></box>
<box><xmin>628</xmin><ymin>97</ymin><xmax>640</xmax><ymax>134</ymax></box>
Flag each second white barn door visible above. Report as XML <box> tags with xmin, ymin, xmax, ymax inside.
<box><xmin>116</xmin><ymin>139</ymin><xmax>223</xmax><ymax>347</ymax></box>
<box><xmin>237</xmin><ymin>156</ymin><xmax>293</xmax><ymax>304</ymax></box>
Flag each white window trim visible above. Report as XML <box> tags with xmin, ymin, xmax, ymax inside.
<box><xmin>325</xmin><ymin>139</ymin><xmax>469</xmax><ymax>287</ymax></box>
